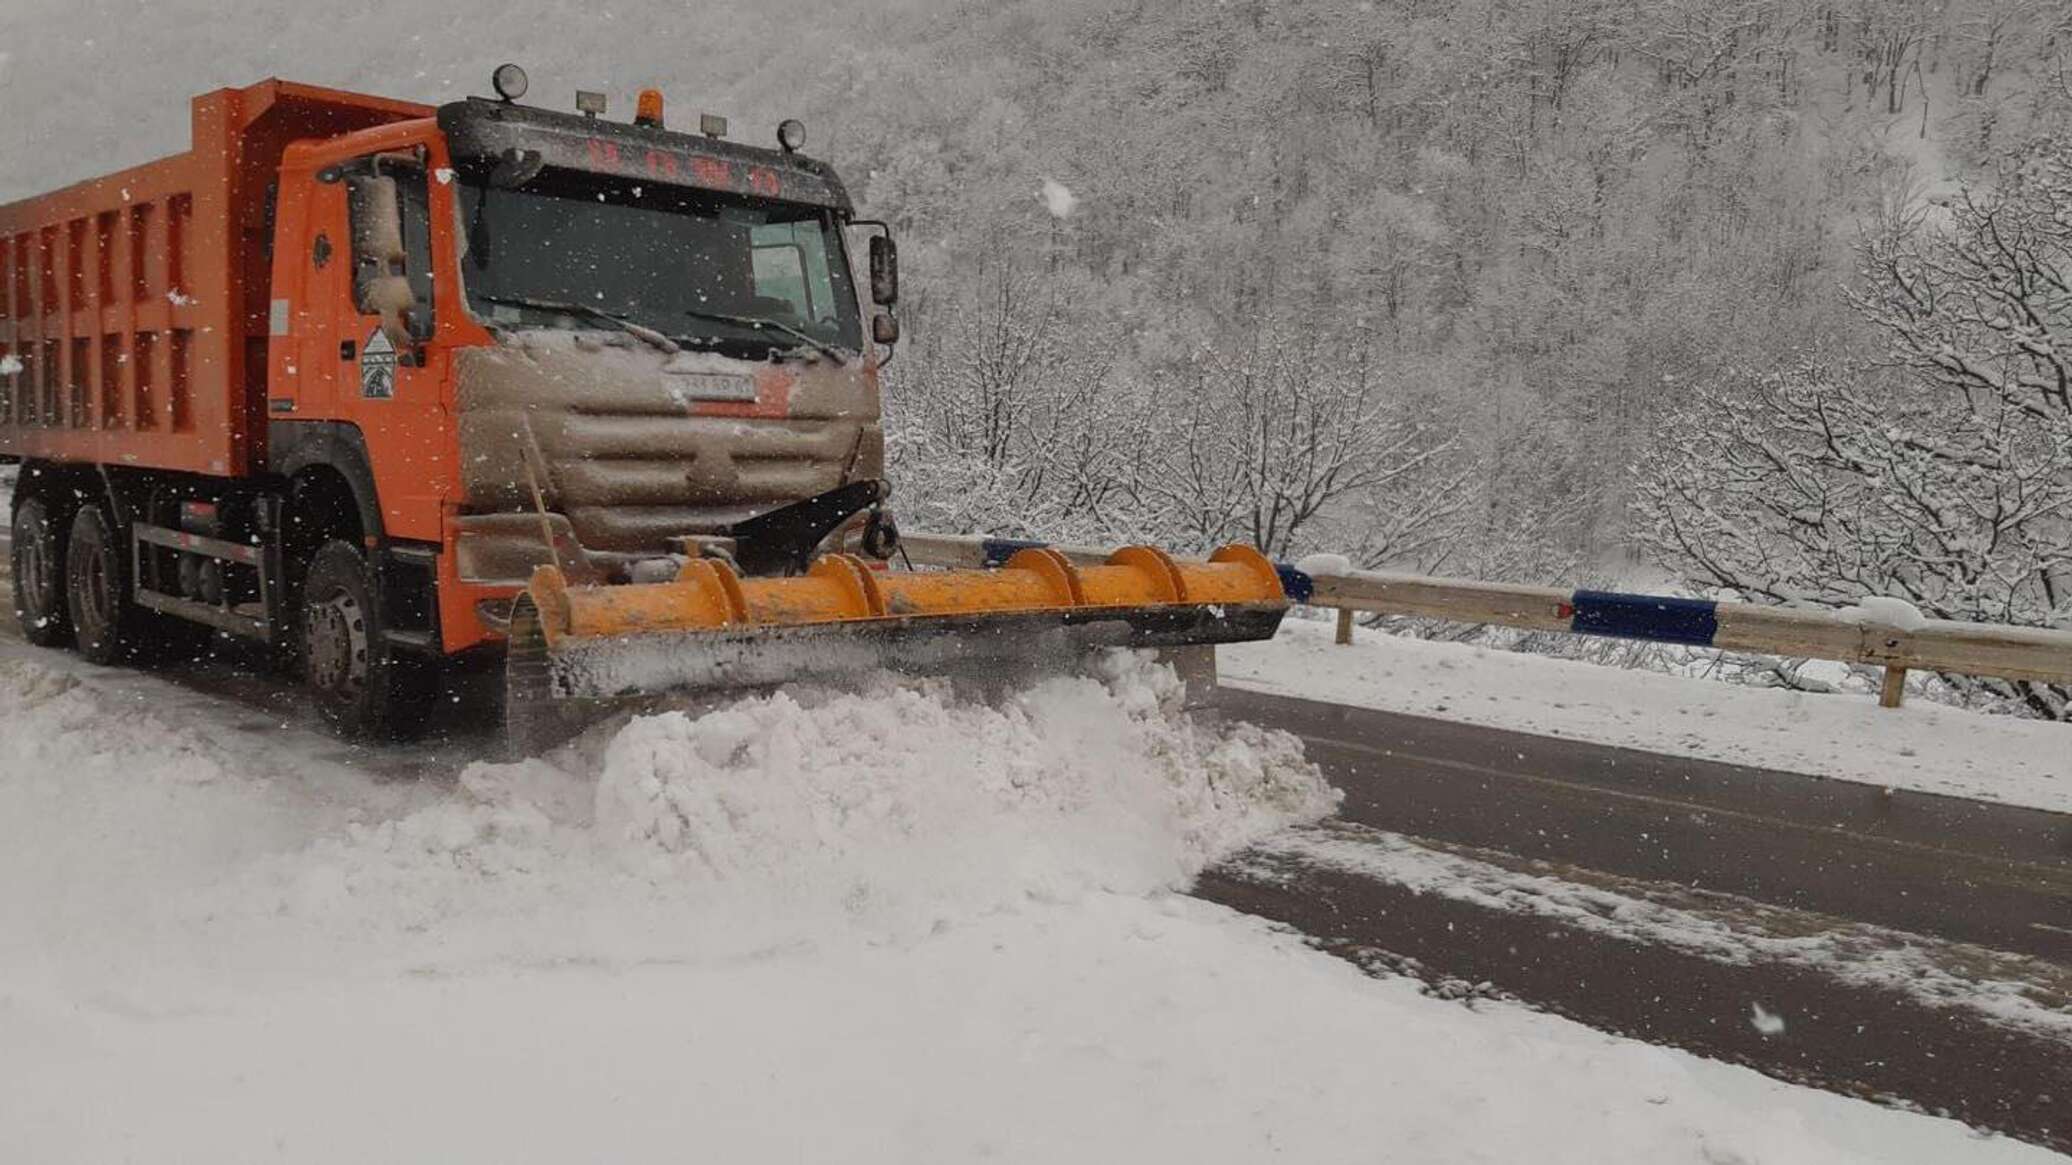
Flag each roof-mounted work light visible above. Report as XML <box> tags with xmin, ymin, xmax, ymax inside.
<box><xmin>576</xmin><ymin>90</ymin><xmax>607</xmax><ymax>119</ymax></box>
<box><xmin>492</xmin><ymin>63</ymin><xmax>529</xmax><ymax>102</ymax></box>
<box><xmin>777</xmin><ymin>118</ymin><xmax>806</xmax><ymax>153</ymax></box>
<box><xmin>699</xmin><ymin>113</ymin><xmax>728</xmax><ymax>139</ymax></box>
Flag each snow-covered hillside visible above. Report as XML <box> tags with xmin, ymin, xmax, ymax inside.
<box><xmin>0</xmin><ymin>642</ymin><xmax>2058</xmax><ymax>1163</ymax></box>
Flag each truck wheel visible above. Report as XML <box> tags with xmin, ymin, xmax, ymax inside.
<box><xmin>65</xmin><ymin>505</ymin><xmax>142</xmax><ymax>664</ymax></box>
<box><xmin>302</xmin><ymin>540</ymin><xmax>434</xmax><ymax>740</ymax></box>
<box><xmin>11</xmin><ymin>496</ymin><xmax>73</xmax><ymax>646</ymax></box>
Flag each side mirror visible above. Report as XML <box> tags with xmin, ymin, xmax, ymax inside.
<box><xmin>868</xmin><ymin>235</ymin><xmax>898</xmax><ymax>305</ymax></box>
<box><xmin>346</xmin><ymin>175</ymin><xmax>406</xmax><ymax>270</ymax></box>
<box><xmin>347</xmin><ymin>172</ymin><xmax>431</xmax><ymax>347</ymax></box>
<box><xmin>871</xmin><ymin>312</ymin><xmax>901</xmax><ymax>345</ymax></box>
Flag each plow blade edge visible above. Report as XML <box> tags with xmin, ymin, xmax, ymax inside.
<box><xmin>504</xmin><ymin>544</ymin><xmax>1286</xmax><ymax>750</ymax></box>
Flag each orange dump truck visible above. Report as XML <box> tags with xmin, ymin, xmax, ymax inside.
<box><xmin>1</xmin><ymin>70</ymin><xmax>1286</xmax><ymax>741</ymax></box>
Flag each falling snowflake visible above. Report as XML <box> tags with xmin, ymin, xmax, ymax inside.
<box><xmin>1038</xmin><ymin>177</ymin><xmax>1078</xmax><ymax>219</ymax></box>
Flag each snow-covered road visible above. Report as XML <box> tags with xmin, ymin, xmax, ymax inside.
<box><xmin>0</xmin><ymin>638</ymin><xmax>2060</xmax><ymax>1162</ymax></box>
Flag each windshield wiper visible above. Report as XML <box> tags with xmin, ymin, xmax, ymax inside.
<box><xmin>474</xmin><ymin>293</ymin><xmax>679</xmax><ymax>355</ymax></box>
<box><xmin>681</xmin><ymin>307</ymin><xmax>847</xmax><ymax>362</ymax></box>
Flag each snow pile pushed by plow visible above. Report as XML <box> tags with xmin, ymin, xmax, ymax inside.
<box><xmin>178</xmin><ymin>652</ymin><xmax>1337</xmax><ymax>981</ymax></box>
<box><xmin>592</xmin><ymin>654</ymin><xmax>1329</xmax><ymax>909</ymax></box>
<box><xmin>0</xmin><ymin>643</ymin><xmax>2056</xmax><ymax>1163</ymax></box>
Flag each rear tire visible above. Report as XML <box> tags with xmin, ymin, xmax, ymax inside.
<box><xmin>302</xmin><ymin>540</ymin><xmax>434</xmax><ymax>740</ymax></box>
<box><xmin>11</xmin><ymin>496</ymin><xmax>73</xmax><ymax>646</ymax></box>
<box><xmin>65</xmin><ymin>505</ymin><xmax>142</xmax><ymax>664</ymax></box>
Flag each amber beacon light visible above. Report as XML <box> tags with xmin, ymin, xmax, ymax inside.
<box><xmin>634</xmin><ymin>88</ymin><xmax>665</xmax><ymax>128</ymax></box>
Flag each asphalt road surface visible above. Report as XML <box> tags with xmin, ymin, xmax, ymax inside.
<box><xmin>1207</xmin><ymin>687</ymin><xmax>2072</xmax><ymax>961</ymax></box>
<box><xmin>1202</xmin><ymin>686</ymin><xmax>2072</xmax><ymax>1152</ymax></box>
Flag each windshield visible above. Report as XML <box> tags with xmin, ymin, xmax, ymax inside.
<box><xmin>455</xmin><ymin>168</ymin><xmax>862</xmax><ymax>357</ymax></box>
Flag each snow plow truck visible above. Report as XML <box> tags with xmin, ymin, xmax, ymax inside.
<box><xmin>0</xmin><ymin>70</ymin><xmax>1288</xmax><ymax>742</ymax></box>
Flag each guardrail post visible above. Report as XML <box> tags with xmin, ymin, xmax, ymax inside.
<box><xmin>1880</xmin><ymin>666</ymin><xmax>1908</xmax><ymax>709</ymax></box>
<box><xmin>1335</xmin><ymin>607</ymin><xmax>1355</xmax><ymax>646</ymax></box>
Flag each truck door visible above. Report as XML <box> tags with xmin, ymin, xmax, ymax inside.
<box><xmin>335</xmin><ymin>152</ymin><xmax>453</xmax><ymax>544</ymax></box>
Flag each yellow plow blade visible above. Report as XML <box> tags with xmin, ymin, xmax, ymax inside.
<box><xmin>504</xmin><ymin>544</ymin><xmax>1287</xmax><ymax>748</ymax></box>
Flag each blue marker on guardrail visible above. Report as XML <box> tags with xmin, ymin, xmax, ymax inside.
<box><xmin>1274</xmin><ymin>565</ymin><xmax>1316</xmax><ymax>604</ymax></box>
<box><xmin>979</xmin><ymin>538</ymin><xmax>1051</xmax><ymax>568</ymax></box>
<box><xmin>1565</xmin><ymin>591</ymin><xmax>1720</xmax><ymax>647</ymax></box>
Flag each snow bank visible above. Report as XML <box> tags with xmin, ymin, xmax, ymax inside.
<box><xmin>1223</xmin><ymin>616</ymin><xmax>2072</xmax><ymax>813</ymax></box>
<box><xmin>0</xmin><ymin>650</ymin><xmax>438</xmax><ymax>999</ymax></box>
<box><xmin>165</xmin><ymin>651</ymin><xmax>1336</xmax><ymax>986</ymax></box>
<box><xmin>593</xmin><ymin>653</ymin><xmax>1330</xmax><ymax>907</ymax></box>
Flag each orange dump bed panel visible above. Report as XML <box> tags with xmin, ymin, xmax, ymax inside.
<box><xmin>0</xmin><ymin>80</ymin><xmax>429</xmax><ymax>478</ymax></box>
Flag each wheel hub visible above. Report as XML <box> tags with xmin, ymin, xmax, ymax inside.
<box><xmin>307</xmin><ymin>592</ymin><xmax>369</xmax><ymax>697</ymax></box>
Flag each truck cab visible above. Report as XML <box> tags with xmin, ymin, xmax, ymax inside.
<box><xmin>261</xmin><ymin>85</ymin><xmax>900</xmax><ymax>729</ymax></box>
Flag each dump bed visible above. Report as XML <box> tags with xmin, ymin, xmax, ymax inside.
<box><xmin>0</xmin><ymin>80</ymin><xmax>429</xmax><ymax>478</ymax></box>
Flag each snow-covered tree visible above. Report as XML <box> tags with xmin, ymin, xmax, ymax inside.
<box><xmin>885</xmin><ymin>260</ymin><xmax>1151</xmax><ymax>544</ymax></box>
<box><xmin>1134</xmin><ymin>320</ymin><xmax>1451</xmax><ymax>560</ymax></box>
<box><xmin>1636</xmin><ymin>144</ymin><xmax>2072</xmax><ymax>718</ymax></box>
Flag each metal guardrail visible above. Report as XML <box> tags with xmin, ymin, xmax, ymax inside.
<box><xmin>899</xmin><ymin>532</ymin><xmax>2072</xmax><ymax>710</ymax></box>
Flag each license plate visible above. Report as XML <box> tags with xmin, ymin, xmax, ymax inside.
<box><xmin>664</xmin><ymin>373</ymin><xmax>757</xmax><ymax>404</ymax></box>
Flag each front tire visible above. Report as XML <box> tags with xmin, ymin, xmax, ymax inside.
<box><xmin>11</xmin><ymin>496</ymin><xmax>73</xmax><ymax>646</ymax></box>
<box><xmin>302</xmin><ymin>540</ymin><xmax>434</xmax><ymax>740</ymax></box>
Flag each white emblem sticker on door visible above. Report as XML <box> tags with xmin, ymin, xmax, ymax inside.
<box><xmin>361</xmin><ymin>328</ymin><xmax>397</xmax><ymax>399</ymax></box>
